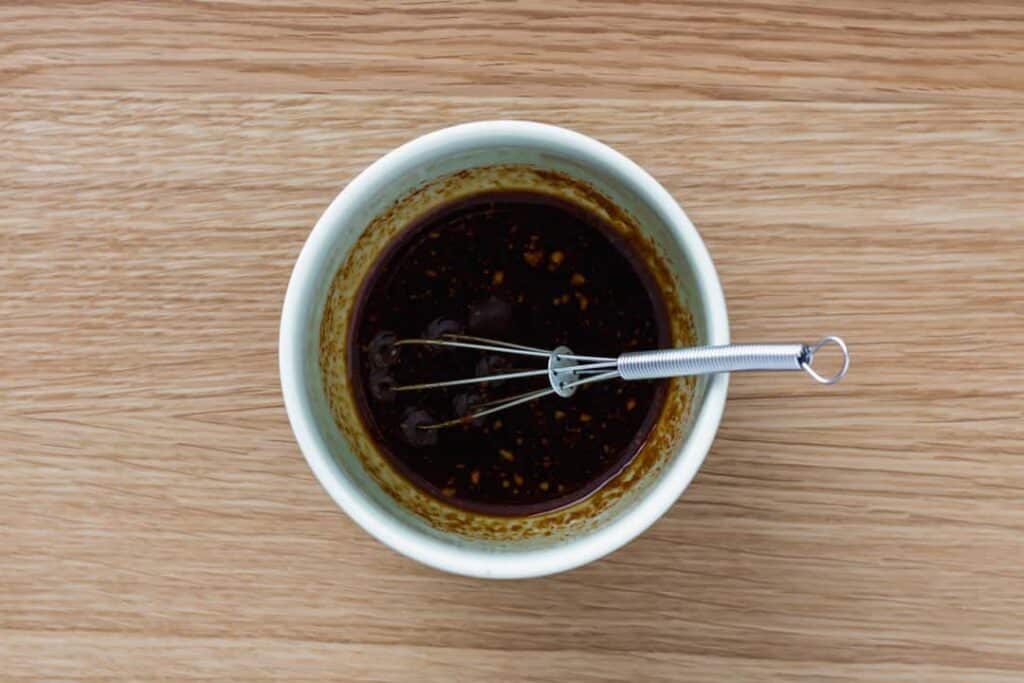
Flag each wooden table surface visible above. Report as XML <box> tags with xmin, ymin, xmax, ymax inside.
<box><xmin>3</xmin><ymin>2</ymin><xmax>1023</xmax><ymax>681</ymax></box>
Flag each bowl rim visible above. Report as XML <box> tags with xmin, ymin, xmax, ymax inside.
<box><xmin>279</xmin><ymin>120</ymin><xmax>730</xmax><ymax>578</ymax></box>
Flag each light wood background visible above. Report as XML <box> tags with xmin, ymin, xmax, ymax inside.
<box><xmin>3</xmin><ymin>2</ymin><xmax>1023</xmax><ymax>681</ymax></box>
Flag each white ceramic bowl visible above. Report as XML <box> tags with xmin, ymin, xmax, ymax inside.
<box><xmin>280</xmin><ymin>121</ymin><xmax>729</xmax><ymax>578</ymax></box>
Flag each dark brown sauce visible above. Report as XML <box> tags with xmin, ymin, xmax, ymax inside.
<box><xmin>349</xmin><ymin>191</ymin><xmax>668</xmax><ymax>516</ymax></box>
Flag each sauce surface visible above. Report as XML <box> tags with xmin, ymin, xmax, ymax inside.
<box><xmin>349</xmin><ymin>191</ymin><xmax>668</xmax><ymax>515</ymax></box>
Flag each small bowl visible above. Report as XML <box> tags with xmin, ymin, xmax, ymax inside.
<box><xmin>280</xmin><ymin>121</ymin><xmax>729</xmax><ymax>578</ymax></box>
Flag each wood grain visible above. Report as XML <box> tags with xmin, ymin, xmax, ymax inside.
<box><xmin>2</xmin><ymin>2</ymin><xmax>1023</xmax><ymax>681</ymax></box>
<box><xmin>4</xmin><ymin>1</ymin><xmax>1024</xmax><ymax>103</ymax></box>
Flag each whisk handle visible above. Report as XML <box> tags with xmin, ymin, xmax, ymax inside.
<box><xmin>617</xmin><ymin>337</ymin><xmax>849</xmax><ymax>385</ymax></box>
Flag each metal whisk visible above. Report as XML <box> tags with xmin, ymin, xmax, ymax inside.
<box><xmin>389</xmin><ymin>334</ymin><xmax>849</xmax><ymax>430</ymax></box>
